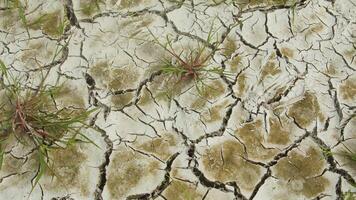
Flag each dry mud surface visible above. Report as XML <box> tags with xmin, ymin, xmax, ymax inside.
<box><xmin>1</xmin><ymin>0</ymin><xmax>356</xmax><ymax>199</ymax></box>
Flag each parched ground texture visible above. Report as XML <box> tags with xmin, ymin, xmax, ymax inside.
<box><xmin>0</xmin><ymin>0</ymin><xmax>356</xmax><ymax>199</ymax></box>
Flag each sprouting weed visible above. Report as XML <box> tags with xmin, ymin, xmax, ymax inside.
<box><xmin>146</xmin><ymin>27</ymin><xmax>234</xmax><ymax>97</ymax></box>
<box><xmin>0</xmin><ymin>60</ymin><xmax>98</xmax><ymax>191</ymax></box>
<box><xmin>80</xmin><ymin>0</ymin><xmax>104</xmax><ymax>16</ymax></box>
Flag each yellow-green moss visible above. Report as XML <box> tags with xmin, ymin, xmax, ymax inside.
<box><xmin>260</xmin><ymin>61</ymin><xmax>281</xmax><ymax>83</ymax></box>
<box><xmin>0</xmin><ymin>9</ymin><xmax>17</xmax><ymax>29</ymax></box>
<box><xmin>280</xmin><ymin>47</ymin><xmax>294</xmax><ymax>59</ymax></box>
<box><xmin>107</xmin><ymin>149</ymin><xmax>160</xmax><ymax>199</ymax></box>
<box><xmin>46</xmin><ymin>146</ymin><xmax>89</xmax><ymax>195</ymax></box>
<box><xmin>28</xmin><ymin>11</ymin><xmax>65</xmax><ymax>37</ymax></box>
<box><xmin>345</xmin><ymin>49</ymin><xmax>356</xmax><ymax>63</ymax></box>
<box><xmin>119</xmin><ymin>0</ymin><xmax>143</xmax><ymax>8</ymax></box>
<box><xmin>191</xmin><ymin>80</ymin><xmax>226</xmax><ymax>109</ymax></box>
<box><xmin>111</xmin><ymin>93</ymin><xmax>133</xmax><ymax>107</ymax></box>
<box><xmin>119</xmin><ymin>16</ymin><xmax>153</xmax><ymax>30</ymax></box>
<box><xmin>55</xmin><ymin>85</ymin><xmax>86</xmax><ymax>108</ymax></box>
<box><xmin>236</xmin><ymin>0</ymin><xmax>290</xmax><ymax>7</ymax></box>
<box><xmin>202</xmin><ymin>100</ymin><xmax>229</xmax><ymax>123</ymax></box>
<box><xmin>152</xmin><ymin>77</ymin><xmax>186</xmax><ymax>102</ymax></box>
<box><xmin>325</xmin><ymin>64</ymin><xmax>337</xmax><ymax>76</ymax></box>
<box><xmin>236</xmin><ymin>73</ymin><xmax>247</xmax><ymax>96</ymax></box>
<box><xmin>80</xmin><ymin>0</ymin><xmax>103</xmax><ymax>16</ymax></box>
<box><xmin>230</xmin><ymin>56</ymin><xmax>242</xmax><ymax>73</ymax></box>
<box><xmin>306</xmin><ymin>23</ymin><xmax>324</xmax><ymax>37</ymax></box>
<box><xmin>1</xmin><ymin>153</ymin><xmax>24</xmax><ymax>174</ymax></box>
<box><xmin>202</xmin><ymin>140</ymin><xmax>262</xmax><ymax>190</ymax></box>
<box><xmin>137</xmin><ymin>134</ymin><xmax>177</xmax><ymax>160</ymax></box>
<box><xmin>267</xmin><ymin>117</ymin><xmax>290</xmax><ymax>145</ymax></box>
<box><xmin>301</xmin><ymin>177</ymin><xmax>329</xmax><ymax>198</ymax></box>
<box><xmin>235</xmin><ymin>120</ymin><xmax>277</xmax><ymax>160</ymax></box>
<box><xmin>274</xmin><ymin>147</ymin><xmax>329</xmax><ymax>198</ymax></box>
<box><xmin>223</xmin><ymin>37</ymin><xmax>237</xmax><ymax>57</ymax></box>
<box><xmin>0</xmin><ymin>152</ymin><xmax>36</xmax><ymax>191</ymax></box>
<box><xmin>89</xmin><ymin>61</ymin><xmax>111</xmax><ymax>82</ymax></box>
<box><xmin>203</xmin><ymin>105</ymin><xmax>222</xmax><ymax>123</ymax></box>
<box><xmin>90</xmin><ymin>62</ymin><xmax>139</xmax><ymax>91</ymax></box>
<box><xmin>109</xmin><ymin>68</ymin><xmax>139</xmax><ymax>90</ymax></box>
<box><xmin>288</xmin><ymin>92</ymin><xmax>325</xmax><ymax>128</ymax></box>
<box><xmin>20</xmin><ymin>42</ymin><xmax>54</xmax><ymax>66</ymax></box>
<box><xmin>334</xmin><ymin>144</ymin><xmax>356</xmax><ymax>172</ymax></box>
<box><xmin>269</xmin><ymin>86</ymin><xmax>287</xmax><ymax>111</ymax></box>
<box><xmin>343</xmin><ymin>191</ymin><xmax>356</xmax><ymax>200</ymax></box>
<box><xmin>163</xmin><ymin>180</ymin><xmax>203</xmax><ymax>200</ymax></box>
<box><xmin>340</xmin><ymin>79</ymin><xmax>356</xmax><ymax>101</ymax></box>
<box><xmin>108</xmin><ymin>161</ymin><xmax>143</xmax><ymax>198</ymax></box>
<box><xmin>138</xmin><ymin>89</ymin><xmax>151</xmax><ymax>106</ymax></box>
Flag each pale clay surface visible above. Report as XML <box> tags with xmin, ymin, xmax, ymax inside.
<box><xmin>0</xmin><ymin>0</ymin><xmax>356</xmax><ymax>199</ymax></box>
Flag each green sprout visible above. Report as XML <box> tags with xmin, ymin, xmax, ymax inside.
<box><xmin>0</xmin><ymin>60</ymin><xmax>97</xmax><ymax>190</ymax></box>
<box><xmin>147</xmin><ymin>27</ymin><xmax>234</xmax><ymax>96</ymax></box>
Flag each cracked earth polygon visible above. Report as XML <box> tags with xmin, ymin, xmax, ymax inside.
<box><xmin>0</xmin><ymin>0</ymin><xmax>356</xmax><ymax>199</ymax></box>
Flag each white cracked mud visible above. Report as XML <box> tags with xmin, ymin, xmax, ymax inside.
<box><xmin>0</xmin><ymin>0</ymin><xmax>356</xmax><ymax>199</ymax></box>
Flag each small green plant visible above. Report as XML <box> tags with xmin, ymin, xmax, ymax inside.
<box><xmin>147</xmin><ymin>28</ymin><xmax>233</xmax><ymax>96</ymax></box>
<box><xmin>0</xmin><ymin>60</ymin><xmax>97</xmax><ymax>190</ymax></box>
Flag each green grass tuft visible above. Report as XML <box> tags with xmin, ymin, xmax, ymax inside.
<box><xmin>146</xmin><ymin>27</ymin><xmax>233</xmax><ymax>97</ymax></box>
<box><xmin>0</xmin><ymin>60</ymin><xmax>97</xmax><ymax>190</ymax></box>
